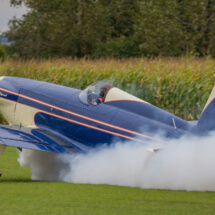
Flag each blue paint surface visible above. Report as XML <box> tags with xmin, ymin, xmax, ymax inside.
<box><xmin>0</xmin><ymin>77</ymin><xmax>199</xmax><ymax>154</ymax></box>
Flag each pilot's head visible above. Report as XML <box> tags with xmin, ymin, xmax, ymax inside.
<box><xmin>100</xmin><ymin>84</ymin><xmax>112</xmax><ymax>97</ymax></box>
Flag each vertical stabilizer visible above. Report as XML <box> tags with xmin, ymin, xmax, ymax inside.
<box><xmin>197</xmin><ymin>86</ymin><xmax>215</xmax><ymax>132</ymax></box>
<box><xmin>202</xmin><ymin>86</ymin><xmax>215</xmax><ymax>112</ymax></box>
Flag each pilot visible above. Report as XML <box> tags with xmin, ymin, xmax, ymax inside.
<box><xmin>94</xmin><ymin>84</ymin><xmax>112</xmax><ymax>105</ymax></box>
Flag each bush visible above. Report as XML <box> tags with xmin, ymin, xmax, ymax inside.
<box><xmin>92</xmin><ymin>37</ymin><xmax>141</xmax><ymax>58</ymax></box>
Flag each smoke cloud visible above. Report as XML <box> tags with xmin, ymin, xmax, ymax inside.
<box><xmin>18</xmin><ymin>133</ymin><xmax>215</xmax><ymax>191</ymax></box>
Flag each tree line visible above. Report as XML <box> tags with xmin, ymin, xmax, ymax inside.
<box><xmin>4</xmin><ymin>0</ymin><xmax>215</xmax><ymax>58</ymax></box>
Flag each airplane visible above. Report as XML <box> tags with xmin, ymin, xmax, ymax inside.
<box><xmin>0</xmin><ymin>76</ymin><xmax>214</xmax><ymax>160</ymax></box>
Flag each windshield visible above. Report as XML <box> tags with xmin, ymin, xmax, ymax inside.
<box><xmin>79</xmin><ymin>81</ymin><xmax>109</xmax><ymax>105</ymax></box>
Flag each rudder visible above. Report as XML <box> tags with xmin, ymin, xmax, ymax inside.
<box><xmin>197</xmin><ymin>86</ymin><xmax>215</xmax><ymax>132</ymax></box>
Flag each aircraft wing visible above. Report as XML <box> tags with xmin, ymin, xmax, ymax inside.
<box><xmin>0</xmin><ymin>125</ymin><xmax>91</xmax><ymax>154</ymax></box>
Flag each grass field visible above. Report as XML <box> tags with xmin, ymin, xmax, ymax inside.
<box><xmin>0</xmin><ymin>147</ymin><xmax>215</xmax><ymax>215</ymax></box>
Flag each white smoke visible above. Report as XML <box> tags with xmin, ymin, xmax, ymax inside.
<box><xmin>18</xmin><ymin>133</ymin><xmax>215</xmax><ymax>191</ymax></box>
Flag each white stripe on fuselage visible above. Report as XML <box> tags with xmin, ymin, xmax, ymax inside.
<box><xmin>0</xmin><ymin>96</ymin><xmax>151</xmax><ymax>144</ymax></box>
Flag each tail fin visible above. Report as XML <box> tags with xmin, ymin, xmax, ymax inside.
<box><xmin>197</xmin><ymin>86</ymin><xmax>215</xmax><ymax>132</ymax></box>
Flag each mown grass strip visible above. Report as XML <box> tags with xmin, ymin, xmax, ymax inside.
<box><xmin>1</xmin><ymin>147</ymin><xmax>215</xmax><ymax>215</ymax></box>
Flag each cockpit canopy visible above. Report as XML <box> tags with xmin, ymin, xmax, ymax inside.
<box><xmin>79</xmin><ymin>81</ymin><xmax>112</xmax><ymax>105</ymax></box>
<box><xmin>79</xmin><ymin>81</ymin><xmax>147</xmax><ymax>105</ymax></box>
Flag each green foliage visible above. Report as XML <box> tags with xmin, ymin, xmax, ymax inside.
<box><xmin>93</xmin><ymin>37</ymin><xmax>141</xmax><ymax>58</ymax></box>
<box><xmin>0</xmin><ymin>57</ymin><xmax>214</xmax><ymax>120</ymax></box>
<box><xmin>134</xmin><ymin>0</ymin><xmax>183</xmax><ymax>57</ymax></box>
<box><xmin>134</xmin><ymin>0</ymin><xmax>215</xmax><ymax>57</ymax></box>
<box><xmin>8</xmin><ymin>0</ymin><xmax>111</xmax><ymax>58</ymax></box>
<box><xmin>7</xmin><ymin>0</ymin><xmax>215</xmax><ymax>58</ymax></box>
<box><xmin>177</xmin><ymin>0</ymin><xmax>215</xmax><ymax>56</ymax></box>
<box><xmin>0</xmin><ymin>44</ymin><xmax>6</xmax><ymax>60</ymax></box>
<box><xmin>105</xmin><ymin>0</ymin><xmax>139</xmax><ymax>38</ymax></box>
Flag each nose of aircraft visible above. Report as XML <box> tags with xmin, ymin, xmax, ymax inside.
<box><xmin>0</xmin><ymin>76</ymin><xmax>22</xmax><ymax>93</ymax></box>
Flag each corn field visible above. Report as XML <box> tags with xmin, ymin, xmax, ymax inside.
<box><xmin>0</xmin><ymin>57</ymin><xmax>215</xmax><ymax>120</ymax></box>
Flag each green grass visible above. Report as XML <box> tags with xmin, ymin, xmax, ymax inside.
<box><xmin>1</xmin><ymin>147</ymin><xmax>215</xmax><ymax>215</ymax></box>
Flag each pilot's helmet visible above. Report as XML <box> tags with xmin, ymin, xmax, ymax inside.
<box><xmin>100</xmin><ymin>84</ymin><xmax>112</xmax><ymax>97</ymax></box>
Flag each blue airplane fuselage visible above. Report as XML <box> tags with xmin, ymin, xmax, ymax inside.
<box><xmin>0</xmin><ymin>77</ymin><xmax>192</xmax><ymax>153</ymax></box>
